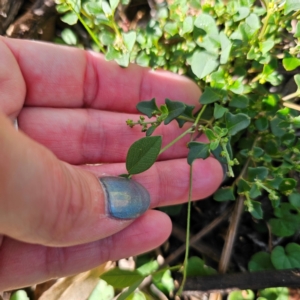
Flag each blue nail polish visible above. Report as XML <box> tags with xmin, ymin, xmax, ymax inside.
<box><xmin>99</xmin><ymin>177</ymin><xmax>150</xmax><ymax>219</ymax></box>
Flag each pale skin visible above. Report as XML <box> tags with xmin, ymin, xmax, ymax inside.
<box><xmin>0</xmin><ymin>37</ymin><xmax>223</xmax><ymax>291</ymax></box>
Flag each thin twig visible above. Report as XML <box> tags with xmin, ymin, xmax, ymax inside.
<box><xmin>162</xmin><ymin>205</ymin><xmax>233</xmax><ymax>267</ymax></box>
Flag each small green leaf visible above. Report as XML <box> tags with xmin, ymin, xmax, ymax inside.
<box><xmin>245</xmin><ymin>200</ymin><xmax>263</xmax><ymax>219</ymax></box>
<box><xmin>294</xmin><ymin>21</ymin><xmax>300</xmax><ymax>38</ymax></box>
<box><xmin>225</xmin><ymin>112</ymin><xmax>251</xmax><ymax>136</ymax></box>
<box><xmin>146</xmin><ymin>125</ymin><xmax>156</xmax><ymax>136</ymax></box>
<box><xmin>115</xmin><ymin>53</ymin><xmax>130</xmax><ymax>67</ymax></box>
<box><xmin>102</xmin><ymin>1</ymin><xmax>112</xmax><ymax>15</ymax></box>
<box><xmin>228</xmin><ymin>290</ymin><xmax>255</xmax><ymax>300</ymax></box>
<box><xmin>116</xmin><ymin>279</ymin><xmax>143</xmax><ymax>300</ymax></box>
<box><xmin>220</xmin><ymin>31</ymin><xmax>232</xmax><ymax>64</ymax></box>
<box><xmin>99</xmin><ymin>31</ymin><xmax>115</xmax><ymax>46</ymax></box>
<box><xmin>182</xmin><ymin>16</ymin><xmax>194</xmax><ymax>35</ymax></box>
<box><xmin>152</xmin><ymin>270</ymin><xmax>174</xmax><ymax>294</ymax></box>
<box><xmin>67</xmin><ymin>0</ymin><xmax>81</xmax><ymax>12</ymax></box>
<box><xmin>284</xmin><ymin>0</ymin><xmax>300</xmax><ymax>15</ymax></box>
<box><xmin>279</xmin><ymin>178</ymin><xmax>297</xmax><ymax>193</ymax></box>
<box><xmin>123</xmin><ymin>31</ymin><xmax>136</xmax><ymax>52</ymax></box>
<box><xmin>255</xmin><ymin>117</ymin><xmax>268</xmax><ymax>131</ymax></box>
<box><xmin>248</xmin><ymin>167</ymin><xmax>269</xmax><ymax>182</ymax></box>
<box><xmin>294</xmin><ymin>74</ymin><xmax>300</xmax><ymax>90</ymax></box>
<box><xmin>61</xmin><ymin>28</ymin><xmax>77</xmax><ymax>45</ymax></box>
<box><xmin>269</xmin><ymin>219</ymin><xmax>296</xmax><ymax>237</ymax></box>
<box><xmin>83</xmin><ymin>1</ymin><xmax>103</xmax><ymax>15</ymax></box>
<box><xmin>213</xmin><ymin>187</ymin><xmax>235</xmax><ymax>201</ymax></box>
<box><xmin>283</xmin><ymin>57</ymin><xmax>300</xmax><ymax>71</ymax></box>
<box><xmin>56</xmin><ymin>3</ymin><xmax>70</xmax><ymax>13</ymax></box>
<box><xmin>233</xmin><ymin>7</ymin><xmax>250</xmax><ymax>21</ymax></box>
<box><xmin>109</xmin><ymin>0</ymin><xmax>119</xmax><ymax>11</ymax></box>
<box><xmin>164</xmin><ymin>22</ymin><xmax>178</xmax><ymax>36</ymax></box>
<box><xmin>259</xmin><ymin>39</ymin><xmax>274</xmax><ymax>55</ymax></box>
<box><xmin>105</xmin><ymin>45</ymin><xmax>122</xmax><ymax>60</ymax></box>
<box><xmin>271</xmin><ymin>243</ymin><xmax>300</xmax><ymax>269</ymax></box>
<box><xmin>136</xmin><ymin>99</ymin><xmax>158</xmax><ymax>118</ymax></box>
<box><xmin>259</xmin><ymin>288</ymin><xmax>289</xmax><ymax>300</ymax></box>
<box><xmin>126</xmin><ymin>136</ymin><xmax>162</xmax><ymax>174</ymax></box>
<box><xmin>164</xmin><ymin>99</ymin><xmax>185</xmax><ymax>125</ymax></box>
<box><xmin>200</xmin><ymin>87</ymin><xmax>226</xmax><ymax>104</ymax></box>
<box><xmin>289</xmin><ymin>193</ymin><xmax>300</xmax><ymax>208</ymax></box>
<box><xmin>229</xmin><ymin>95</ymin><xmax>249</xmax><ymax>108</ymax></box>
<box><xmin>187</xmin><ymin>142</ymin><xmax>210</xmax><ymax>165</ymax></box>
<box><xmin>61</xmin><ymin>11</ymin><xmax>78</xmax><ymax>25</ymax></box>
<box><xmin>248</xmin><ymin>252</ymin><xmax>274</xmax><ymax>272</ymax></box>
<box><xmin>194</xmin><ymin>13</ymin><xmax>218</xmax><ymax>35</ymax></box>
<box><xmin>249</xmin><ymin>184</ymin><xmax>262</xmax><ymax>198</ymax></box>
<box><xmin>214</xmin><ymin>103</ymin><xmax>228</xmax><ymax>119</ymax></box>
<box><xmin>136</xmin><ymin>51</ymin><xmax>150</xmax><ymax>67</ymax></box>
<box><xmin>10</xmin><ymin>291</ymin><xmax>29</xmax><ymax>300</ymax></box>
<box><xmin>101</xmin><ymin>268</ymin><xmax>144</xmax><ymax>289</ymax></box>
<box><xmin>89</xmin><ymin>280</ymin><xmax>114</xmax><ymax>300</ymax></box>
<box><xmin>237</xmin><ymin>179</ymin><xmax>251</xmax><ymax>193</ymax></box>
<box><xmin>186</xmin><ymin>256</ymin><xmax>217</xmax><ymax>277</ymax></box>
<box><xmin>175</xmin><ymin>104</ymin><xmax>195</xmax><ymax>127</ymax></box>
<box><xmin>137</xmin><ymin>260</ymin><xmax>159</xmax><ymax>276</ymax></box>
<box><xmin>191</xmin><ymin>51</ymin><xmax>219</xmax><ymax>79</ymax></box>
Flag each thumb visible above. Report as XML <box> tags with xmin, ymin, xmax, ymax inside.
<box><xmin>0</xmin><ymin>114</ymin><xmax>150</xmax><ymax>246</ymax></box>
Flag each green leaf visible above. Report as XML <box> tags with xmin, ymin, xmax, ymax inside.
<box><xmin>271</xmin><ymin>243</ymin><xmax>300</xmax><ymax>269</ymax></box>
<box><xmin>116</xmin><ymin>279</ymin><xmax>144</xmax><ymax>300</ymax></box>
<box><xmin>270</xmin><ymin>117</ymin><xmax>286</xmax><ymax>137</ymax></box>
<box><xmin>191</xmin><ymin>51</ymin><xmax>219</xmax><ymax>79</ymax></box>
<box><xmin>225</xmin><ymin>112</ymin><xmax>251</xmax><ymax>136</ymax></box>
<box><xmin>213</xmin><ymin>187</ymin><xmax>235</xmax><ymax>201</ymax></box>
<box><xmin>294</xmin><ymin>74</ymin><xmax>300</xmax><ymax>90</ymax></box>
<box><xmin>105</xmin><ymin>45</ymin><xmax>122</xmax><ymax>60</ymax></box>
<box><xmin>269</xmin><ymin>218</ymin><xmax>296</xmax><ymax>237</ymax></box>
<box><xmin>220</xmin><ymin>31</ymin><xmax>232</xmax><ymax>64</ymax></box>
<box><xmin>205</xmin><ymin>128</ymin><xmax>217</xmax><ymax>141</ymax></box>
<box><xmin>200</xmin><ymin>87</ymin><xmax>226</xmax><ymax>104</ymax></box>
<box><xmin>137</xmin><ymin>260</ymin><xmax>159</xmax><ymax>276</ymax></box>
<box><xmin>152</xmin><ymin>270</ymin><xmax>174</xmax><ymax>294</ymax></box>
<box><xmin>228</xmin><ymin>290</ymin><xmax>255</xmax><ymax>300</ymax></box>
<box><xmin>123</xmin><ymin>31</ymin><xmax>136</xmax><ymax>52</ymax></box>
<box><xmin>176</xmin><ymin>104</ymin><xmax>195</xmax><ymax>127</ymax></box>
<box><xmin>194</xmin><ymin>13</ymin><xmax>218</xmax><ymax>35</ymax></box>
<box><xmin>146</xmin><ymin>125</ymin><xmax>156</xmax><ymax>136</ymax></box>
<box><xmin>239</xmin><ymin>13</ymin><xmax>260</xmax><ymax>40</ymax></box>
<box><xmin>61</xmin><ymin>28</ymin><xmax>77</xmax><ymax>45</ymax></box>
<box><xmin>60</xmin><ymin>11</ymin><xmax>78</xmax><ymax>25</ymax></box>
<box><xmin>101</xmin><ymin>268</ymin><xmax>144</xmax><ymax>289</ymax></box>
<box><xmin>233</xmin><ymin>7</ymin><xmax>250</xmax><ymax>21</ymax></box>
<box><xmin>109</xmin><ymin>0</ymin><xmax>119</xmax><ymax>11</ymax></box>
<box><xmin>102</xmin><ymin>1</ymin><xmax>112</xmax><ymax>16</ymax></box>
<box><xmin>279</xmin><ymin>178</ymin><xmax>297</xmax><ymax>193</ymax></box>
<box><xmin>67</xmin><ymin>0</ymin><xmax>81</xmax><ymax>13</ymax></box>
<box><xmin>245</xmin><ymin>200</ymin><xmax>263</xmax><ymax>219</ymax></box>
<box><xmin>126</xmin><ymin>136</ymin><xmax>162</xmax><ymax>174</ymax></box>
<box><xmin>255</xmin><ymin>117</ymin><xmax>268</xmax><ymax>131</ymax></box>
<box><xmin>56</xmin><ymin>3</ymin><xmax>70</xmax><ymax>13</ymax></box>
<box><xmin>259</xmin><ymin>39</ymin><xmax>274</xmax><ymax>55</ymax></box>
<box><xmin>186</xmin><ymin>256</ymin><xmax>217</xmax><ymax>277</ymax></box>
<box><xmin>187</xmin><ymin>142</ymin><xmax>210</xmax><ymax>165</ymax></box>
<box><xmin>283</xmin><ymin>57</ymin><xmax>300</xmax><ymax>71</ymax></box>
<box><xmin>115</xmin><ymin>53</ymin><xmax>130</xmax><ymax>67</ymax></box>
<box><xmin>164</xmin><ymin>22</ymin><xmax>178</xmax><ymax>36</ymax></box>
<box><xmin>214</xmin><ymin>103</ymin><xmax>228</xmax><ymax>119</ymax></box>
<box><xmin>284</xmin><ymin>0</ymin><xmax>300</xmax><ymax>14</ymax></box>
<box><xmin>237</xmin><ymin>179</ymin><xmax>251</xmax><ymax>193</ymax></box>
<box><xmin>248</xmin><ymin>252</ymin><xmax>274</xmax><ymax>272</ymax></box>
<box><xmin>294</xmin><ymin>21</ymin><xmax>300</xmax><ymax>38</ymax></box>
<box><xmin>99</xmin><ymin>31</ymin><xmax>115</xmax><ymax>46</ymax></box>
<box><xmin>164</xmin><ymin>99</ymin><xmax>185</xmax><ymax>125</ymax></box>
<box><xmin>10</xmin><ymin>291</ymin><xmax>29</xmax><ymax>300</ymax></box>
<box><xmin>182</xmin><ymin>16</ymin><xmax>194</xmax><ymax>35</ymax></box>
<box><xmin>289</xmin><ymin>193</ymin><xmax>300</xmax><ymax>208</ymax></box>
<box><xmin>136</xmin><ymin>99</ymin><xmax>158</xmax><ymax>118</ymax></box>
<box><xmin>83</xmin><ymin>1</ymin><xmax>103</xmax><ymax>15</ymax></box>
<box><xmin>136</xmin><ymin>51</ymin><xmax>150</xmax><ymax>67</ymax></box>
<box><xmin>229</xmin><ymin>95</ymin><xmax>249</xmax><ymax>108</ymax></box>
<box><xmin>259</xmin><ymin>287</ymin><xmax>289</xmax><ymax>300</ymax></box>
<box><xmin>89</xmin><ymin>279</ymin><xmax>114</xmax><ymax>300</ymax></box>
<box><xmin>248</xmin><ymin>167</ymin><xmax>269</xmax><ymax>182</ymax></box>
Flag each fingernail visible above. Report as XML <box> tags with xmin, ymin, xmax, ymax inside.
<box><xmin>99</xmin><ymin>177</ymin><xmax>151</xmax><ymax>219</ymax></box>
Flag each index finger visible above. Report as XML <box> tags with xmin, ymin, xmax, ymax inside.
<box><xmin>2</xmin><ymin>37</ymin><xmax>201</xmax><ymax>112</ymax></box>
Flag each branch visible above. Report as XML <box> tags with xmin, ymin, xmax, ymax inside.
<box><xmin>184</xmin><ymin>269</ymin><xmax>300</xmax><ymax>293</ymax></box>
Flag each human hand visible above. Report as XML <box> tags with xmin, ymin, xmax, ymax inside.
<box><xmin>0</xmin><ymin>37</ymin><xmax>223</xmax><ymax>291</ymax></box>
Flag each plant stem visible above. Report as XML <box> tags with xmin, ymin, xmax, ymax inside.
<box><xmin>65</xmin><ymin>0</ymin><xmax>105</xmax><ymax>53</ymax></box>
<box><xmin>221</xmin><ymin>142</ymin><xmax>234</xmax><ymax>177</ymax></box>
<box><xmin>159</xmin><ymin>127</ymin><xmax>193</xmax><ymax>155</ymax></box>
<box><xmin>177</xmin><ymin>163</ymin><xmax>193</xmax><ymax>296</ymax></box>
<box><xmin>194</xmin><ymin>104</ymin><xmax>207</xmax><ymax>126</ymax></box>
<box><xmin>258</xmin><ymin>10</ymin><xmax>272</xmax><ymax>41</ymax></box>
<box><xmin>282</xmin><ymin>92</ymin><xmax>300</xmax><ymax>101</ymax></box>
